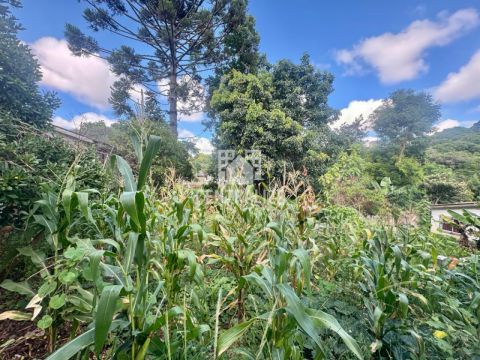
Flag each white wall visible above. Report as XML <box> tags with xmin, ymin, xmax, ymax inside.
<box><xmin>431</xmin><ymin>207</ymin><xmax>480</xmax><ymax>234</ymax></box>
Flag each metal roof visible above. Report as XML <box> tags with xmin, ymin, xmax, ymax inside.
<box><xmin>431</xmin><ymin>202</ymin><xmax>479</xmax><ymax>209</ymax></box>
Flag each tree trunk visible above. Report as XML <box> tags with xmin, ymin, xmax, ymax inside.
<box><xmin>399</xmin><ymin>141</ymin><xmax>406</xmax><ymax>159</ymax></box>
<box><xmin>168</xmin><ymin>70</ymin><xmax>178</xmax><ymax>139</ymax></box>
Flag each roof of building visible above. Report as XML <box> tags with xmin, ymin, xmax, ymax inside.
<box><xmin>431</xmin><ymin>202</ymin><xmax>479</xmax><ymax>209</ymax></box>
<box><xmin>52</xmin><ymin>125</ymin><xmax>95</xmax><ymax>144</ymax></box>
<box><xmin>51</xmin><ymin>125</ymin><xmax>113</xmax><ymax>150</ymax></box>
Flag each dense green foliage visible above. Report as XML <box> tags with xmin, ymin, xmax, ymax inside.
<box><xmin>0</xmin><ymin>117</ymin><xmax>109</xmax><ymax>279</ymax></box>
<box><xmin>209</xmin><ymin>55</ymin><xmax>354</xmax><ymax>189</ymax></box>
<box><xmin>371</xmin><ymin>90</ymin><xmax>441</xmax><ymax>158</ymax></box>
<box><xmin>79</xmin><ymin>119</ymin><xmax>194</xmax><ymax>183</ymax></box>
<box><xmin>0</xmin><ymin>0</ymin><xmax>59</xmax><ymax>127</ymax></box>
<box><xmin>1</xmin><ymin>148</ymin><xmax>478</xmax><ymax>358</ymax></box>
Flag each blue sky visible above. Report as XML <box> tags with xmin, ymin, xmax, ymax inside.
<box><xmin>13</xmin><ymin>0</ymin><xmax>480</xmax><ymax>149</ymax></box>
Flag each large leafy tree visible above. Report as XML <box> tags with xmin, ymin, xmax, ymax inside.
<box><xmin>209</xmin><ymin>55</ymin><xmax>339</xmax><ymax>185</ymax></box>
<box><xmin>371</xmin><ymin>89</ymin><xmax>441</xmax><ymax>157</ymax></box>
<box><xmin>65</xmin><ymin>0</ymin><xmax>251</xmax><ymax>138</ymax></box>
<box><xmin>211</xmin><ymin>70</ymin><xmax>304</xmax><ymax>167</ymax></box>
<box><xmin>0</xmin><ymin>0</ymin><xmax>59</xmax><ymax>127</ymax></box>
<box><xmin>271</xmin><ymin>54</ymin><xmax>336</xmax><ymax>128</ymax></box>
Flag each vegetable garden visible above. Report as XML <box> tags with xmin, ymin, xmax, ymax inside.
<box><xmin>1</xmin><ymin>132</ymin><xmax>479</xmax><ymax>359</ymax></box>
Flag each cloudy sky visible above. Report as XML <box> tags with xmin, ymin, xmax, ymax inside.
<box><xmin>13</xmin><ymin>0</ymin><xmax>480</xmax><ymax>151</ymax></box>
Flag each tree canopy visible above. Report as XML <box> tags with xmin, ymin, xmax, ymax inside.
<box><xmin>371</xmin><ymin>89</ymin><xmax>441</xmax><ymax>157</ymax></box>
<box><xmin>0</xmin><ymin>0</ymin><xmax>59</xmax><ymax>127</ymax></box>
<box><xmin>65</xmin><ymin>0</ymin><xmax>253</xmax><ymax>137</ymax></box>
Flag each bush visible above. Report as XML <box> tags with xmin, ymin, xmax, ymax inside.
<box><xmin>0</xmin><ymin>117</ymin><xmax>109</xmax><ymax>279</ymax></box>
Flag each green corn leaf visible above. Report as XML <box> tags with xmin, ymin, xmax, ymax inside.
<box><xmin>17</xmin><ymin>246</ymin><xmax>48</xmax><ymax>272</ymax></box>
<box><xmin>46</xmin><ymin>320</ymin><xmax>125</xmax><ymax>360</ymax></box>
<box><xmin>33</xmin><ymin>215</ymin><xmax>57</xmax><ymax>235</ymax></box>
<box><xmin>217</xmin><ymin>318</ymin><xmax>256</xmax><ymax>357</ymax></box>
<box><xmin>0</xmin><ymin>279</ymin><xmax>34</xmax><ymax>296</ymax></box>
<box><xmin>307</xmin><ymin>309</ymin><xmax>363</xmax><ymax>360</ymax></box>
<box><xmin>95</xmin><ymin>285</ymin><xmax>123</xmax><ymax>354</ymax></box>
<box><xmin>398</xmin><ymin>292</ymin><xmax>409</xmax><ymax>318</ymax></box>
<box><xmin>277</xmin><ymin>284</ymin><xmax>324</xmax><ymax>353</ymax></box>
<box><xmin>137</xmin><ymin>135</ymin><xmax>161</xmax><ymax>190</ymax></box>
<box><xmin>88</xmin><ymin>250</ymin><xmax>104</xmax><ymax>283</ymax></box>
<box><xmin>292</xmin><ymin>248</ymin><xmax>312</xmax><ymax>293</ymax></box>
<box><xmin>91</xmin><ymin>239</ymin><xmax>121</xmax><ymax>253</ymax></box>
<box><xmin>131</xmin><ymin>132</ymin><xmax>143</xmax><ymax>164</ymax></box>
<box><xmin>123</xmin><ymin>232</ymin><xmax>138</xmax><ymax>274</ymax></box>
<box><xmin>120</xmin><ymin>191</ymin><xmax>145</xmax><ymax>232</ymax></box>
<box><xmin>101</xmin><ymin>263</ymin><xmax>127</xmax><ymax>288</ymax></box>
<box><xmin>242</xmin><ymin>272</ymin><xmax>273</xmax><ymax>299</ymax></box>
<box><xmin>62</xmin><ymin>189</ymin><xmax>75</xmax><ymax>223</ymax></box>
<box><xmin>76</xmin><ymin>191</ymin><xmax>95</xmax><ymax>224</ymax></box>
<box><xmin>113</xmin><ymin>155</ymin><xmax>137</xmax><ymax>192</ymax></box>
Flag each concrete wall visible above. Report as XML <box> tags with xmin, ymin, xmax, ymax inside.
<box><xmin>431</xmin><ymin>207</ymin><xmax>480</xmax><ymax>234</ymax></box>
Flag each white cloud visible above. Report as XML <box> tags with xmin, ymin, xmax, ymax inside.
<box><xmin>53</xmin><ymin>112</ymin><xmax>118</xmax><ymax>130</ymax></box>
<box><xmin>331</xmin><ymin>99</ymin><xmax>383</xmax><ymax>129</ymax></box>
<box><xmin>31</xmin><ymin>37</ymin><xmax>147</xmax><ymax>110</ymax></box>
<box><xmin>433</xmin><ymin>50</ymin><xmax>480</xmax><ymax>103</ymax></box>
<box><xmin>31</xmin><ymin>37</ymin><xmax>116</xmax><ymax>109</ymax></box>
<box><xmin>194</xmin><ymin>138</ymin><xmax>214</xmax><ymax>154</ymax></box>
<box><xmin>178</xmin><ymin>129</ymin><xmax>195</xmax><ymax>138</ymax></box>
<box><xmin>178</xmin><ymin>129</ymin><xmax>214</xmax><ymax>154</ymax></box>
<box><xmin>431</xmin><ymin>118</ymin><xmax>477</xmax><ymax>133</ymax></box>
<box><xmin>335</xmin><ymin>9</ymin><xmax>479</xmax><ymax>84</ymax></box>
<box><xmin>179</xmin><ymin>111</ymin><xmax>204</xmax><ymax>123</ymax></box>
<box><xmin>433</xmin><ymin>119</ymin><xmax>460</xmax><ymax>132</ymax></box>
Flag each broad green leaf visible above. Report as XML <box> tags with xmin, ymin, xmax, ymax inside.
<box><xmin>0</xmin><ymin>311</ymin><xmax>31</xmax><ymax>321</ymax></box>
<box><xmin>95</xmin><ymin>285</ymin><xmax>123</xmax><ymax>354</ymax></box>
<box><xmin>101</xmin><ymin>263</ymin><xmax>127</xmax><ymax>288</ymax></box>
<box><xmin>38</xmin><ymin>281</ymin><xmax>57</xmax><ymax>297</ymax></box>
<box><xmin>120</xmin><ymin>191</ymin><xmax>145</xmax><ymax>231</ymax></box>
<box><xmin>76</xmin><ymin>191</ymin><xmax>95</xmax><ymax>224</ymax></box>
<box><xmin>17</xmin><ymin>246</ymin><xmax>47</xmax><ymax>268</ymax></box>
<box><xmin>46</xmin><ymin>320</ymin><xmax>125</xmax><ymax>360</ymax></box>
<box><xmin>137</xmin><ymin>135</ymin><xmax>161</xmax><ymax>190</ymax></box>
<box><xmin>0</xmin><ymin>279</ymin><xmax>34</xmax><ymax>296</ymax></box>
<box><xmin>63</xmin><ymin>246</ymin><xmax>85</xmax><ymax>261</ymax></box>
<box><xmin>59</xmin><ymin>271</ymin><xmax>77</xmax><ymax>284</ymax></box>
<box><xmin>277</xmin><ymin>284</ymin><xmax>323</xmax><ymax>352</ymax></box>
<box><xmin>242</xmin><ymin>272</ymin><xmax>273</xmax><ymax>299</ymax></box>
<box><xmin>123</xmin><ymin>232</ymin><xmax>138</xmax><ymax>273</ymax></box>
<box><xmin>49</xmin><ymin>294</ymin><xmax>66</xmax><ymax>309</ymax></box>
<box><xmin>398</xmin><ymin>292</ymin><xmax>409</xmax><ymax>318</ymax></box>
<box><xmin>308</xmin><ymin>309</ymin><xmax>363</xmax><ymax>360</ymax></box>
<box><xmin>217</xmin><ymin>318</ymin><xmax>256</xmax><ymax>357</ymax></box>
<box><xmin>33</xmin><ymin>215</ymin><xmax>57</xmax><ymax>234</ymax></box>
<box><xmin>37</xmin><ymin>314</ymin><xmax>53</xmax><ymax>329</ymax></box>
<box><xmin>113</xmin><ymin>155</ymin><xmax>137</xmax><ymax>192</ymax></box>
